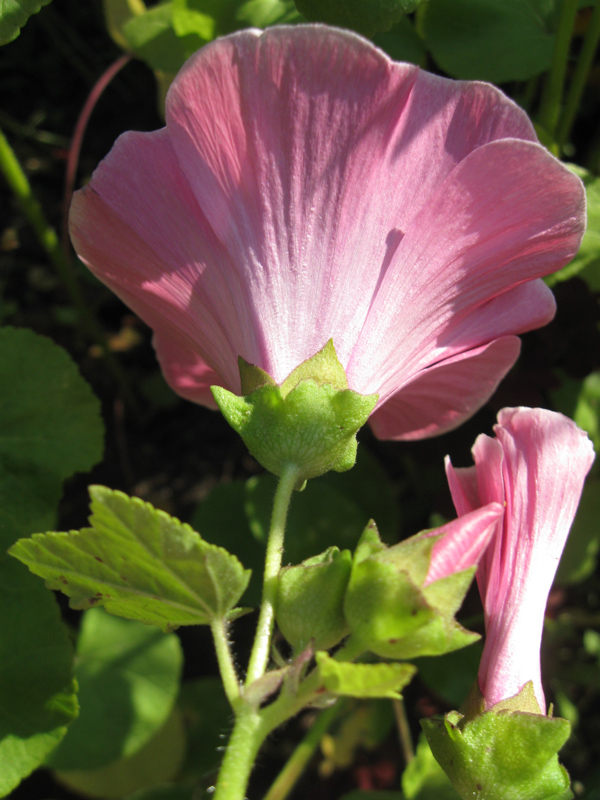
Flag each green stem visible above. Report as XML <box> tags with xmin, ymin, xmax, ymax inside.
<box><xmin>245</xmin><ymin>463</ymin><xmax>301</xmax><ymax>685</ymax></box>
<box><xmin>538</xmin><ymin>0</ymin><xmax>580</xmax><ymax>136</ymax></box>
<box><xmin>263</xmin><ymin>701</ymin><xmax>346</xmax><ymax>800</ymax></box>
<box><xmin>211</xmin><ymin>618</ymin><xmax>241</xmax><ymax>709</ymax></box>
<box><xmin>212</xmin><ymin>705</ymin><xmax>273</xmax><ymax>800</ymax></box>
<box><xmin>393</xmin><ymin>698</ymin><xmax>414</xmax><ymax>766</ymax></box>
<box><xmin>556</xmin><ymin>1</ymin><xmax>600</xmax><ymax>148</ymax></box>
<box><xmin>0</xmin><ymin>127</ymin><xmax>137</xmax><ymax>410</ymax></box>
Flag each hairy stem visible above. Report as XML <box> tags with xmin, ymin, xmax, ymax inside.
<box><xmin>211</xmin><ymin>617</ymin><xmax>241</xmax><ymax>709</ymax></box>
<box><xmin>245</xmin><ymin>463</ymin><xmax>301</xmax><ymax>685</ymax></box>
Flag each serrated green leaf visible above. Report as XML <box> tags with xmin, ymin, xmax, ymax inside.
<box><xmin>0</xmin><ymin>0</ymin><xmax>52</xmax><ymax>45</ymax></box>
<box><xmin>315</xmin><ymin>652</ymin><xmax>416</xmax><ymax>699</ymax></box>
<box><xmin>48</xmin><ymin>608</ymin><xmax>182</xmax><ymax>772</ymax></box>
<box><xmin>423</xmin><ymin>0</ymin><xmax>558</xmax><ymax>82</ymax></box>
<box><xmin>0</xmin><ymin>558</ymin><xmax>78</xmax><ymax>797</ymax></box>
<box><xmin>10</xmin><ymin>487</ymin><xmax>251</xmax><ymax>630</ymax></box>
<box><xmin>293</xmin><ymin>0</ymin><xmax>423</xmax><ymax>37</ymax></box>
<box><xmin>235</xmin><ymin>0</ymin><xmax>301</xmax><ymax>26</ymax></box>
<box><xmin>548</xmin><ymin>166</ymin><xmax>600</xmax><ymax>289</ymax></box>
<box><xmin>54</xmin><ymin>708</ymin><xmax>185</xmax><ymax>798</ymax></box>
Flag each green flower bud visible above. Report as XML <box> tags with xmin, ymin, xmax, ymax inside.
<box><xmin>276</xmin><ymin>547</ymin><xmax>352</xmax><ymax>653</ymax></box>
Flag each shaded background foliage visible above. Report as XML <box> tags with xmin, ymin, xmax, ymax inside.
<box><xmin>1</xmin><ymin>0</ymin><xmax>600</xmax><ymax>798</ymax></box>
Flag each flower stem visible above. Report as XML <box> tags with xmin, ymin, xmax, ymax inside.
<box><xmin>263</xmin><ymin>701</ymin><xmax>346</xmax><ymax>800</ymax></box>
<box><xmin>393</xmin><ymin>697</ymin><xmax>415</xmax><ymax>766</ymax></box>
<box><xmin>211</xmin><ymin>617</ymin><xmax>241</xmax><ymax>709</ymax></box>
<box><xmin>245</xmin><ymin>463</ymin><xmax>301</xmax><ymax>685</ymax></box>
<box><xmin>212</xmin><ymin>705</ymin><xmax>272</xmax><ymax>800</ymax></box>
<box><xmin>538</xmin><ymin>0</ymin><xmax>580</xmax><ymax>136</ymax></box>
<box><xmin>556</xmin><ymin>1</ymin><xmax>600</xmax><ymax>148</ymax></box>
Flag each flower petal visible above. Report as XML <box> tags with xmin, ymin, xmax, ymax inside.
<box><xmin>165</xmin><ymin>25</ymin><xmax>542</xmax><ymax>384</ymax></box>
<box><xmin>476</xmin><ymin>408</ymin><xmax>594</xmax><ymax>709</ymax></box>
<box><xmin>348</xmin><ymin>139</ymin><xmax>585</xmax><ymax>402</ymax></box>
<box><xmin>368</xmin><ymin>336</ymin><xmax>520</xmax><ymax>440</ymax></box>
<box><xmin>425</xmin><ymin>502</ymin><xmax>503</xmax><ymax>585</ymax></box>
<box><xmin>69</xmin><ymin>129</ymin><xmax>248</xmax><ymax>394</ymax></box>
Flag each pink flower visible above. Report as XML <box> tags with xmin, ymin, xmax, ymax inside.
<box><xmin>446</xmin><ymin>407</ymin><xmax>595</xmax><ymax>711</ymax></box>
<box><xmin>70</xmin><ymin>26</ymin><xmax>585</xmax><ymax>440</ymax></box>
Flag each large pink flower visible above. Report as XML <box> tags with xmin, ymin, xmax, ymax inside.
<box><xmin>446</xmin><ymin>407</ymin><xmax>594</xmax><ymax>711</ymax></box>
<box><xmin>70</xmin><ymin>26</ymin><xmax>585</xmax><ymax>440</ymax></box>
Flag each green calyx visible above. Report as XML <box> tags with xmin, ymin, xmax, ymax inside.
<box><xmin>212</xmin><ymin>341</ymin><xmax>378</xmax><ymax>484</ymax></box>
<box><xmin>344</xmin><ymin>523</ymin><xmax>479</xmax><ymax>660</ymax></box>
<box><xmin>422</xmin><ymin>684</ymin><xmax>573</xmax><ymax>800</ymax></box>
<box><xmin>275</xmin><ymin>546</ymin><xmax>352</xmax><ymax>653</ymax></box>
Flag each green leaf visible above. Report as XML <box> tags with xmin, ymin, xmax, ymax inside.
<box><xmin>422</xmin><ymin>704</ymin><xmax>573</xmax><ymax>800</ymax></box>
<box><xmin>122</xmin><ymin>3</ymin><xmax>192</xmax><ymax>72</ymax></box>
<box><xmin>547</xmin><ymin>166</ymin><xmax>600</xmax><ymax>289</ymax></box>
<box><xmin>0</xmin><ymin>0</ymin><xmax>52</xmax><ymax>45</ymax></box>
<box><xmin>48</xmin><ymin>608</ymin><xmax>183</xmax><ymax>771</ymax></box>
<box><xmin>423</xmin><ymin>0</ymin><xmax>558</xmax><ymax>82</ymax></box>
<box><xmin>293</xmin><ymin>0</ymin><xmax>423</xmax><ymax>37</ymax></box>
<box><xmin>0</xmin><ymin>328</ymin><xmax>102</xmax><ymax>793</ymax></box>
<box><xmin>374</xmin><ymin>15</ymin><xmax>427</xmax><ymax>64</ymax></box>
<box><xmin>0</xmin><ymin>558</ymin><xmax>78</xmax><ymax>797</ymax></box>
<box><xmin>0</xmin><ymin>327</ymin><xmax>104</xmax><ymax>549</ymax></box>
<box><xmin>55</xmin><ymin>708</ymin><xmax>186</xmax><ymax>798</ymax></box>
<box><xmin>235</xmin><ymin>0</ymin><xmax>301</xmax><ymax>26</ymax></box>
<box><xmin>315</xmin><ymin>652</ymin><xmax>416</xmax><ymax>699</ymax></box>
<box><xmin>402</xmin><ymin>733</ymin><xmax>459</xmax><ymax>799</ymax></box>
<box><xmin>127</xmin><ymin>787</ymin><xmax>195</xmax><ymax>800</ymax></box>
<box><xmin>102</xmin><ymin>0</ymin><xmax>146</xmax><ymax>50</ymax></box>
<box><xmin>10</xmin><ymin>487</ymin><xmax>251</xmax><ymax>631</ymax></box>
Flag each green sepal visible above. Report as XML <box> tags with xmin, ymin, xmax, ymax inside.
<box><xmin>422</xmin><ymin>684</ymin><xmax>573</xmax><ymax>800</ymax></box>
<box><xmin>344</xmin><ymin>524</ymin><xmax>478</xmax><ymax>660</ymax></box>
<box><xmin>275</xmin><ymin>547</ymin><xmax>352</xmax><ymax>653</ymax></box>
<box><xmin>213</xmin><ymin>341</ymin><xmax>377</xmax><ymax>482</ymax></box>
<box><xmin>9</xmin><ymin>487</ymin><xmax>251</xmax><ymax>631</ymax></box>
<box><xmin>315</xmin><ymin>652</ymin><xmax>416</xmax><ymax>700</ymax></box>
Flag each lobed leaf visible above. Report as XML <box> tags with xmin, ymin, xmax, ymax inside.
<box><xmin>10</xmin><ymin>486</ymin><xmax>251</xmax><ymax>631</ymax></box>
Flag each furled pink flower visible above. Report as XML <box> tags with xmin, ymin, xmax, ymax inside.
<box><xmin>446</xmin><ymin>408</ymin><xmax>594</xmax><ymax>711</ymax></box>
<box><xmin>70</xmin><ymin>26</ymin><xmax>585</xmax><ymax>440</ymax></box>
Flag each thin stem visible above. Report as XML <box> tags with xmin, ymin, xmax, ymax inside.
<box><xmin>538</xmin><ymin>0</ymin><xmax>580</xmax><ymax>135</ymax></box>
<box><xmin>61</xmin><ymin>54</ymin><xmax>132</xmax><ymax>258</ymax></box>
<box><xmin>0</xmin><ymin>127</ymin><xmax>138</xmax><ymax>410</ymax></box>
<box><xmin>556</xmin><ymin>2</ymin><xmax>600</xmax><ymax>148</ymax></box>
<box><xmin>211</xmin><ymin>618</ymin><xmax>241</xmax><ymax>709</ymax></box>
<box><xmin>263</xmin><ymin>702</ymin><xmax>346</xmax><ymax>800</ymax></box>
<box><xmin>245</xmin><ymin>463</ymin><xmax>301</xmax><ymax>685</ymax></box>
<box><xmin>393</xmin><ymin>698</ymin><xmax>415</xmax><ymax>766</ymax></box>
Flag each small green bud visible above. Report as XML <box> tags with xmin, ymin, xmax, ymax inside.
<box><xmin>276</xmin><ymin>547</ymin><xmax>352</xmax><ymax>653</ymax></box>
<box><xmin>422</xmin><ymin>684</ymin><xmax>573</xmax><ymax>800</ymax></box>
<box><xmin>344</xmin><ymin>523</ymin><xmax>479</xmax><ymax>660</ymax></box>
<box><xmin>212</xmin><ymin>341</ymin><xmax>378</xmax><ymax>483</ymax></box>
